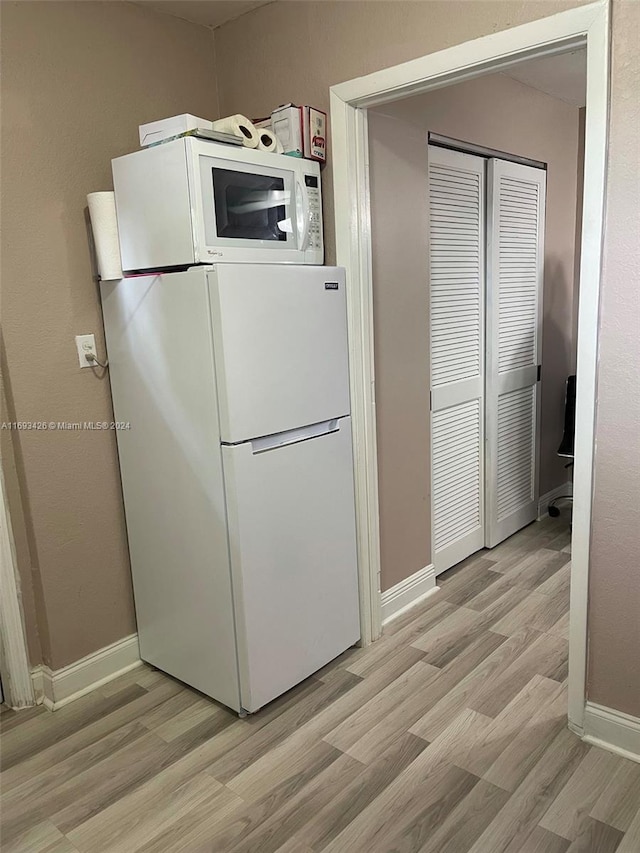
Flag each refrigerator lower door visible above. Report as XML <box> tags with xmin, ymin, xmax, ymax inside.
<box><xmin>208</xmin><ymin>264</ymin><xmax>350</xmax><ymax>443</ymax></box>
<box><xmin>222</xmin><ymin>417</ymin><xmax>360</xmax><ymax>713</ymax></box>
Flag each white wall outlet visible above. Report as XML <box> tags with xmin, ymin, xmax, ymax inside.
<box><xmin>75</xmin><ymin>334</ymin><xmax>97</xmax><ymax>368</ymax></box>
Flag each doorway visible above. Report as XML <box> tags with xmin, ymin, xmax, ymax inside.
<box><xmin>330</xmin><ymin>1</ymin><xmax>608</xmax><ymax>734</ymax></box>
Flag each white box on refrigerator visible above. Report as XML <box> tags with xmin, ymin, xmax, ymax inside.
<box><xmin>139</xmin><ymin>113</ymin><xmax>213</xmax><ymax>147</ymax></box>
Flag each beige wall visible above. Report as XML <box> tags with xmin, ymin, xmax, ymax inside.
<box><xmin>368</xmin><ymin>113</ymin><xmax>431</xmax><ymax>591</ymax></box>
<box><xmin>586</xmin><ymin>0</ymin><xmax>640</xmax><ymax>717</ymax></box>
<box><xmin>0</xmin><ymin>1</ymin><xmax>218</xmax><ymax>669</ymax></box>
<box><xmin>368</xmin><ymin>75</ymin><xmax>581</xmax><ymax>590</ymax></box>
<box><xmin>215</xmin><ymin>0</ymin><xmax>639</xmax><ymax>715</ymax></box>
<box><xmin>214</xmin><ymin>0</ymin><xmax>591</xmax><ymax>265</ymax></box>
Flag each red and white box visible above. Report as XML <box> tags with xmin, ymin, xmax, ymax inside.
<box><xmin>269</xmin><ymin>104</ymin><xmax>327</xmax><ymax>162</ymax></box>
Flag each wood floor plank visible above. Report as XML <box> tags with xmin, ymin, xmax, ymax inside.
<box><xmin>137</xmin><ymin>686</ymin><xmax>208</xmax><ymax>732</ymax></box>
<box><xmin>206</xmin><ymin>668</ymin><xmax>361</xmax><ymax>785</ymax></box>
<box><xmin>410</xmin><ymin>605</ymin><xmax>487</xmax><ymax>662</ymax></box>
<box><xmin>201</xmin><ymin>752</ymin><xmax>363</xmax><ymax>853</ymax></box>
<box><xmin>1</xmin><ymin>720</ymin><xmax>150</xmax><ymax>820</ymax></box>
<box><xmin>539</xmin><ymin>746</ymin><xmax>623</xmax><ymax>839</ymax></box>
<box><xmin>135</xmin><ymin>786</ymin><xmax>244</xmax><ymax>853</ymax></box>
<box><xmin>589</xmin><ymin>757</ymin><xmax>640</xmax><ymax>832</ymax></box>
<box><xmin>1</xmin><ymin>820</ymin><xmax>78</xmax><ymax>853</ymax></box>
<box><xmin>342</xmin><ymin>671</ymin><xmax>483</xmax><ymax>766</ymax></box>
<box><xmin>67</xmin><ymin>771</ymin><xmax>222</xmax><ymax>853</ymax></box>
<box><xmin>50</xmin><ymin>709</ymin><xmax>235</xmax><ymax>835</ymax></box>
<box><xmin>438</xmin><ymin>556</ymin><xmax>500</xmax><ymax>605</ymax></box>
<box><xmin>346</xmin><ymin>600</ymin><xmax>455</xmax><ymax>676</ymax></box>
<box><xmin>483</xmin><ymin>682</ymin><xmax>569</xmax><ymax>792</ymax></box>
<box><xmin>1</xmin><ymin>679</ymin><xmax>185</xmax><ymax>793</ymax></box>
<box><xmin>547</xmin><ymin>609</ymin><xmax>571</xmax><ymax>639</ymax></box>
<box><xmin>152</xmin><ymin>698</ymin><xmax>225</xmax><ymax>742</ymax></box>
<box><xmin>467</xmin><ymin>630</ymin><xmax>568</xmax><ymax>717</ymax></box>
<box><xmin>617</xmin><ymin>805</ymin><xmax>640</xmax><ymax>853</ymax></box>
<box><xmin>321</xmin><ymin>759</ymin><xmax>478</xmax><ymax>853</ymax></box>
<box><xmin>410</xmin><ymin>628</ymin><xmax>540</xmax><ymax>741</ymax></box>
<box><xmin>466</xmin><ymin>727</ymin><xmax>589</xmax><ymax>853</ymax></box>
<box><xmin>499</xmin><ymin>548</ymin><xmax>570</xmax><ymax>591</ymax></box>
<box><xmin>226</xmin><ymin>738</ymin><xmax>343</xmax><ymax>804</ymax></box>
<box><xmin>453</xmin><ymin>675</ymin><xmax>563</xmax><ymax>779</ymax></box>
<box><xmin>0</xmin><ymin>683</ymin><xmax>150</xmax><ymax>770</ymax></box>
<box><xmin>323</xmin><ymin>660</ymin><xmax>440</xmax><ymax>754</ymax></box>
<box><xmin>0</xmin><ymin>703</ymin><xmax>49</xmax><ymax>734</ymax></box>
<box><xmin>462</xmin><ymin>569</ymin><xmax>518</xmax><ymax>612</ymax></box>
<box><xmin>565</xmin><ymin>817</ymin><xmax>624</xmax><ymax>852</ymax></box>
<box><xmin>491</xmin><ymin>588</ymin><xmax>572</xmax><ymax>637</ymax></box>
<box><xmin>298</xmin><ymin>732</ymin><xmax>428</xmax><ymax>851</ymax></box>
<box><xmin>416</xmin><ymin>778</ymin><xmax>511</xmax><ymax>853</ymax></box>
<box><xmin>536</xmin><ymin>559</ymin><xmax>571</xmax><ymax>598</ymax></box>
<box><xmin>517</xmin><ymin>825</ymin><xmax>570</xmax><ymax>852</ymax></box>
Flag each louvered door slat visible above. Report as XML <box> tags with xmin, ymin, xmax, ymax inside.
<box><xmin>486</xmin><ymin>159</ymin><xmax>546</xmax><ymax>548</ymax></box>
<box><xmin>428</xmin><ymin>146</ymin><xmax>485</xmax><ymax>574</ymax></box>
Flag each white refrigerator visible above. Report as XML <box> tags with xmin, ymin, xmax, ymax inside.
<box><xmin>101</xmin><ymin>264</ymin><xmax>360</xmax><ymax>714</ymax></box>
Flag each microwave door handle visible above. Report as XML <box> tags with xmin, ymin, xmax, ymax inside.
<box><xmin>296</xmin><ymin>176</ymin><xmax>311</xmax><ymax>251</ymax></box>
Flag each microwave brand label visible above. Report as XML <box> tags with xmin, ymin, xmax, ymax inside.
<box><xmin>207</xmin><ymin>249</ymin><xmax>224</xmax><ymax>257</ymax></box>
<box><xmin>324</xmin><ymin>282</ymin><xmax>339</xmax><ymax>290</ymax></box>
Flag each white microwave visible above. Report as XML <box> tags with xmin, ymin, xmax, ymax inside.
<box><xmin>112</xmin><ymin>137</ymin><xmax>323</xmax><ymax>271</ymax></box>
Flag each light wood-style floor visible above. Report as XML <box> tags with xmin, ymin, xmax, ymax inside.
<box><xmin>2</xmin><ymin>515</ymin><xmax>640</xmax><ymax>853</ymax></box>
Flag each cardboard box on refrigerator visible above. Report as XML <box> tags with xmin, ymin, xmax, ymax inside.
<box><xmin>270</xmin><ymin>104</ymin><xmax>326</xmax><ymax>162</ymax></box>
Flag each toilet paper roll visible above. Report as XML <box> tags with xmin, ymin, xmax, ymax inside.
<box><xmin>212</xmin><ymin>114</ymin><xmax>259</xmax><ymax>148</ymax></box>
<box><xmin>256</xmin><ymin>128</ymin><xmax>279</xmax><ymax>154</ymax></box>
<box><xmin>87</xmin><ymin>192</ymin><xmax>122</xmax><ymax>280</ymax></box>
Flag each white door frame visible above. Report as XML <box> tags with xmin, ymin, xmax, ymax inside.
<box><xmin>0</xmin><ymin>464</ymin><xmax>36</xmax><ymax>708</ymax></box>
<box><xmin>330</xmin><ymin>0</ymin><xmax>609</xmax><ymax>733</ymax></box>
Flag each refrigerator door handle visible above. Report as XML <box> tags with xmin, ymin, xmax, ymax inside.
<box><xmin>251</xmin><ymin>418</ymin><xmax>341</xmax><ymax>454</ymax></box>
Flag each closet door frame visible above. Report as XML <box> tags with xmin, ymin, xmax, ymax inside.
<box><xmin>330</xmin><ymin>1</ymin><xmax>610</xmax><ymax>736</ymax></box>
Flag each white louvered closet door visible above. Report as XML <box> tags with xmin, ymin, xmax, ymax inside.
<box><xmin>428</xmin><ymin>146</ymin><xmax>486</xmax><ymax>575</ymax></box>
<box><xmin>485</xmin><ymin>159</ymin><xmax>546</xmax><ymax>548</ymax></box>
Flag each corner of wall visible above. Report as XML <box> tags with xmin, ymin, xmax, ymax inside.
<box><xmin>210</xmin><ymin>25</ymin><xmax>221</xmax><ymax>120</ymax></box>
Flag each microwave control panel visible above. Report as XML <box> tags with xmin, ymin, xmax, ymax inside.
<box><xmin>305</xmin><ymin>174</ymin><xmax>322</xmax><ymax>251</ymax></box>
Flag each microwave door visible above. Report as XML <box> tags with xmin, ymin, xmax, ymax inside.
<box><xmin>198</xmin><ymin>157</ymin><xmax>297</xmax><ymax>252</ymax></box>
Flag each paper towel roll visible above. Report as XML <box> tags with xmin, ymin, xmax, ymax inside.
<box><xmin>212</xmin><ymin>114</ymin><xmax>259</xmax><ymax>148</ymax></box>
<box><xmin>87</xmin><ymin>192</ymin><xmax>122</xmax><ymax>280</ymax></box>
<box><xmin>256</xmin><ymin>128</ymin><xmax>279</xmax><ymax>154</ymax></box>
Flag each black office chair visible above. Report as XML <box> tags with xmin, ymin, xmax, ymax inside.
<box><xmin>548</xmin><ymin>374</ymin><xmax>576</xmax><ymax>518</ymax></box>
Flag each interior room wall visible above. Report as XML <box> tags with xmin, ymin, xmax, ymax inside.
<box><xmin>368</xmin><ymin>75</ymin><xmax>581</xmax><ymax>590</ymax></box>
<box><xmin>368</xmin><ymin>117</ymin><xmax>431</xmax><ymax>592</ymax></box>
<box><xmin>0</xmin><ymin>0</ymin><xmax>218</xmax><ymax>670</ymax></box>
<box><xmin>215</xmin><ymin>0</ymin><xmax>639</xmax><ymax>716</ymax></box>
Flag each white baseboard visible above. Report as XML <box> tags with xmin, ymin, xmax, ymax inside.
<box><xmin>538</xmin><ymin>481</ymin><xmax>573</xmax><ymax>520</ymax></box>
<box><xmin>381</xmin><ymin>564</ymin><xmax>438</xmax><ymax>626</ymax></box>
<box><xmin>582</xmin><ymin>701</ymin><xmax>640</xmax><ymax>763</ymax></box>
<box><xmin>30</xmin><ymin>634</ymin><xmax>141</xmax><ymax>711</ymax></box>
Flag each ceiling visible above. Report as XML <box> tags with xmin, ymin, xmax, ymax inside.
<box><xmin>502</xmin><ymin>49</ymin><xmax>587</xmax><ymax>107</ymax></box>
<box><xmin>136</xmin><ymin>0</ymin><xmax>273</xmax><ymax>29</ymax></box>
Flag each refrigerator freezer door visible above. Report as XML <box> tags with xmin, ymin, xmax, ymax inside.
<box><xmin>222</xmin><ymin>416</ymin><xmax>360</xmax><ymax>713</ymax></box>
<box><xmin>209</xmin><ymin>265</ymin><xmax>350</xmax><ymax>443</ymax></box>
